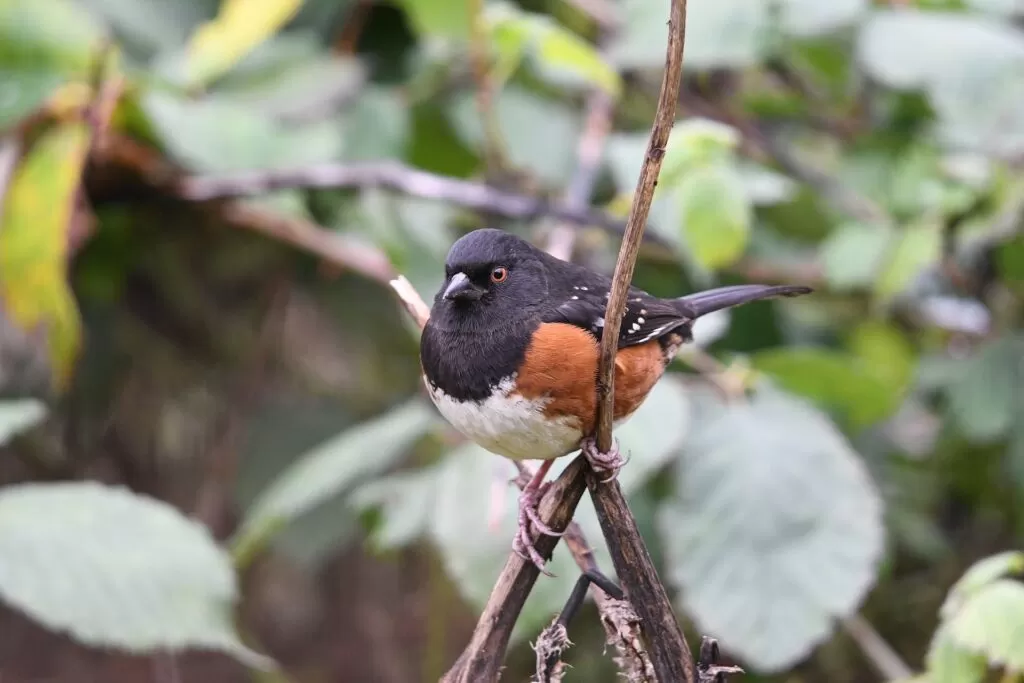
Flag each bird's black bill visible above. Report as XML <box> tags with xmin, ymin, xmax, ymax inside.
<box><xmin>443</xmin><ymin>272</ymin><xmax>484</xmax><ymax>302</ymax></box>
<box><xmin>679</xmin><ymin>284</ymin><xmax>812</xmax><ymax>318</ymax></box>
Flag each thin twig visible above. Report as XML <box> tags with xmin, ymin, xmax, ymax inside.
<box><xmin>173</xmin><ymin>161</ymin><xmax>667</xmax><ymax>244</ymax></box>
<box><xmin>468</xmin><ymin>0</ymin><xmax>510</xmax><ymax>174</ymax></box>
<box><xmin>842</xmin><ymin>614</ymin><xmax>914</xmax><ymax>682</ymax></box>
<box><xmin>586</xmin><ymin>1</ymin><xmax>695</xmax><ymax>682</ymax></box>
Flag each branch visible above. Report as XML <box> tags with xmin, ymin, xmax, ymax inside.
<box><xmin>172</xmin><ymin>161</ymin><xmax>672</xmax><ymax>246</ymax></box>
<box><xmin>584</xmin><ymin>1</ymin><xmax>694</xmax><ymax>682</ymax></box>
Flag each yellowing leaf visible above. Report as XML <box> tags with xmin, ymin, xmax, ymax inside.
<box><xmin>183</xmin><ymin>0</ymin><xmax>304</xmax><ymax>88</ymax></box>
<box><xmin>0</xmin><ymin>122</ymin><xmax>90</xmax><ymax>391</ymax></box>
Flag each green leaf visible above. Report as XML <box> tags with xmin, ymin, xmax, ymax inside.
<box><xmin>355</xmin><ymin>379</ymin><xmax>690</xmax><ymax>641</ymax></box>
<box><xmin>483</xmin><ymin>4</ymin><xmax>621</xmax><ymax>96</ymax></box>
<box><xmin>233</xmin><ymin>400</ymin><xmax>434</xmax><ymax>559</ymax></box>
<box><xmin>945</xmin><ymin>579</ymin><xmax>1024</xmax><ymax>671</ymax></box>
<box><xmin>659</xmin><ymin>387</ymin><xmax>885</xmax><ymax>672</ymax></box>
<box><xmin>941</xmin><ymin>551</ymin><xmax>1024</xmax><ymax>620</ymax></box>
<box><xmin>820</xmin><ymin>222</ymin><xmax>894</xmax><ymax>290</ymax></box>
<box><xmin>857</xmin><ymin>10</ymin><xmax>1024</xmax><ymax>156</ymax></box>
<box><xmin>75</xmin><ymin>0</ymin><xmax>208</xmax><ymax>55</ymax></box>
<box><xmin>874</xmin><ymin>221</ymin><xmax>942</xmax><ymax>302</ymax></box>
<box><xmin>925</xmin><ymin>622</ymin><xmax>988</xmax><ymax>683</ymax></box>
<box><xmin>397</xmin><ymin>0</ymin><xmax>471</xmax><ymax>40</ymax></box>
<box><xmin>661</xmin><ymin>118</ymin><xmax>742</xmax><ymax>186</ymax></box>
<box><xmin>0</xmin><ymin>121</ymin><xmax>89</xmax><ymax>392</ymax></box>
<box><xmin>681</xmin><ymin>0</ymin><xmax>773</xmax><ymax>70</ymax></box>
<box><xmin>449</xmin><ymin>87</ymin><xmax>581</xmax><ymax>185</ymax></box>
<box><xmin>676</xmin><ymin>164</ymin><xmax>752</xmax><ymax>270</ymax></box>
<box><xmin>0</xmin><ymin>482</ymin><xmax>270</xmax><ymax>668</ymax></box>
<box><xmin>0</xmin><ymin>399</ymin><xmax>46</xmax><ymax>446</ymax></box>
<box><xmin>944</xmin><ymin>336</ymin><xmax>1022</xmax><ymax>444</ymax></box>
<box><xmin>182</xmin><ymin>0</ymin><xmax>304</xmax><ymax>88</ymax></box>
<box><xmin>142</xmin><ymin>90</ymin><xmax>344</xmax><ymax>172</ymax></box>
<box><xmin>0</xmin><ymin>0</ymin><xmax>102</xmax><ymax>129</ymax></box>
<box><xmin>777</xmin><ymin>0</ymin><xmax>867</xmax><ymax>37</ymax></box>
<box><xmin>752</xmin><ymin>340</ymin><xmax>909</xmax><ymax>429</ymax></box>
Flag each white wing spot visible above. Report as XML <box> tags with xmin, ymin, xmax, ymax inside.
<box><xmin>641</xmin><ymin>308</ymin><xmax>647</xmax><ymax>315</ymax></box>
<box><xmin>637</xmin><ymin>316</ymin><xmax>645</xmax><ymax>324</ymax></box>
<box><xmin>630</xmin><ymin>323</ymin><xmax>640</xmax><ymax>332</ymax></box>
<box><xmin>580</xmin><ymin>286</ymin><xmax>588</xmax><ymax>291</ymax></box>
<box><xmin>595</xmin><ymin>317</ymin><xmax>605</xmax><ymax>327</ymax></box>
<box><xmin>571</xmin><ymin>295</ymin><xmax>579</xmax><ymax>300</ymax></box>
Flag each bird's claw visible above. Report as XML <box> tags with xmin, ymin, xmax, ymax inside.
<box><xmin>581</xmin><ymin>437</ymin><xmax>626</xmax><ymax>482</ymax></box>
<box><xmin>513</xmin><ymin>481</ymin><xmax>562</xmax><ymax>575</ymax></box>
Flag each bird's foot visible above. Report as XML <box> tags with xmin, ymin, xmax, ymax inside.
<box><xmin>581</xmin><ymin>437</ymin><xmax>626</xmax><ymax>482</ymax></box>
<box><xmin>512</xmin><ymin>481</ymin><xmax>563</xmax><ymax>575</ymax></box>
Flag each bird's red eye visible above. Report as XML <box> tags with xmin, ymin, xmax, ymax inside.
<box><xmin>490</xmin><ymin>266</ymin><xmax>508</xmax><ymax>283</ymax></box>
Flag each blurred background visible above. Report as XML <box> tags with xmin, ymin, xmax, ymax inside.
<box><xmin>1</xmin><ymin>0</ymin><xmax>1023</xmax><ymax>681</ymax></box>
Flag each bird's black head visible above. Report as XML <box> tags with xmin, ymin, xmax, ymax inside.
<box><xmin>428</xmin><ymin>228</ymin><xmax>550</xmax><ymax>333</ymax></box>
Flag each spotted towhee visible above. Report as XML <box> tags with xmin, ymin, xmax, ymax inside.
<box><xmin>420</xmin><ymin>228</ymin><xmax>812</xmax><ymax>572</ymax></box>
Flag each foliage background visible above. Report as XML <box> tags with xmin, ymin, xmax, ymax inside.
<box><xmin>1</xmin><ymin>0</ymin><xmax>1023</xmax><ymax>681</ymax></box>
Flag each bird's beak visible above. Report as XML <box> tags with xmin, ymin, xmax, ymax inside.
<box><xmin>443</xmin><ymin>272</ymin><xmax>483</xmax><ymax>301</ymax></box>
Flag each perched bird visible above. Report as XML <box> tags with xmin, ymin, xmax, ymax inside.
<box><xmin>420</xmin><ymin>228</ymin><xmax>811</xmax><ymax>572</ymax></box>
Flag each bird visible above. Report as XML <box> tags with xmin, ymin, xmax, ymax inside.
<box><xmin>419</xmin><ymin>228</ymin><xmax>812</xmax><ymax>573</ymax></box>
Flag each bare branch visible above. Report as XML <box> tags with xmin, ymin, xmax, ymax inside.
<box><xmin>585</xmin><ymin>0</ymin><xmax>696</xmax><ymax>681</ymax></box>
<box><xmin>172</xmin><ymin>161</ymin><xmax>672</xmax><ymax>245</ymax></box>
<box><xmin>842</xmin><ymin>614</ymin><xmax>914</xmax><ymax>682</ymax></box>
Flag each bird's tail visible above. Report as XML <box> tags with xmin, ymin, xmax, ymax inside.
<box><xmin>678</xmin><ymin>284</ymin><xmax>812</xmax><ymax>318</ymax></box>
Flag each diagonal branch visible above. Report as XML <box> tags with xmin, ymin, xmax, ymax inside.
<box><xmin>587</xmin><ymin>1</ymin><xmax>696</xmax><ymax>682</ymax></box>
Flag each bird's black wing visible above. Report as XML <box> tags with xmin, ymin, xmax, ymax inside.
<box><xmin>541</xmin><ymin>280</ymin><xmax>690</xmax><ymax>350</ymax></box>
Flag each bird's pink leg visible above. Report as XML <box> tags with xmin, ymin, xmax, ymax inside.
<box><xmin>512</xmin><ymin>459</ymin><xmax>564</xmax><ymax>574</ymax></box>
<box><xmin>580</xmin><ymin>436</ymin><xmax>626</xmax><ymax>482</ymax></box>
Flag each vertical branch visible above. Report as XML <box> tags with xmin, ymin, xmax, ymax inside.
<box><xmin>587</xmin><ymin>0</ymin><xmax>694</xmax><ymax>682</ymax></box>
<box><xmin>468</xmin><ymin>0</ymin><xmax>510</xmax><ymax>174</ymax></box>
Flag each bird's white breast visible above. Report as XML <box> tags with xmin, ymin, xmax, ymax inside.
<box><xmin>424</xmin><ymin>375</ymin><xmax>582</xmax><ymax>461</ymax></box>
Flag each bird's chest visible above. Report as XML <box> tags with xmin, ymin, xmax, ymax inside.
<box><xmin>424</xmin><ymin>377</ymin><xmax>582</xmax><ymax>461</ymax></box>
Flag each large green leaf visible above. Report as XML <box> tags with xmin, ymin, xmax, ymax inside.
<box><xmin>0</xmin><ymin>482</ymin><xmax>269</xmax><ymax>667</ymax></box>
<box><xmin>676</xmin><ymin>164</ymin><xmax>752</xmax><ymax>270</ymax></box>
<box><xmin>0</xmin><ymin>121</ymin><xmax>89</xmax><ymax>391</ymax></box>
<box><xmin>777</xmin><ymin>0</ymin><xmax>867</xmax><ymax>37</ymax></box>
<box><xmin>857</xmin><ymin>10</ymin><xmax>1024</xmax><ymax>156</ymax></box>
<box><xmin>449</xmin><ymin>87</ymin><xmax>581</xmax><ymax>185</ymax></box>
<box><xmin>354</xmin><ymin>379</ymin><xmax>691</xmax><ymax>642</ymax></box>
<box><xmin>0</xmin><ymin>399</ymin><xmax>46</xmax><ymax>446</ymax></box>
<box><xmin>940</xmin><ymin>550</ymin><xmax>1024</xmax><ymax>620</ymax></box>
<box><xmin>232</xmin><ymin>400</ymin><xmax>434</xmax><ymax>559</ymax></box>
<box><xmin>925</xmin><ymin>622</ymin><xmax>988</xmax><ymax>683</ymax></box>
<box><xmin>658</xmin><ymin>386</ymin><xmax>885</xmax><ymax>672</ymax></box>
<box><xmin>946</xmin><ymin>579</ymin><xmax>1024</xmax><ymax>671</ymax></box>
<box><xmin>874</xmin><ymin>221</ymin><xmax>942</xmax><ymax>302</ymax></box>
<box><xmin>820</xmin><ymin>222</ymin><xmax>893</xmax><ymax>291</ymax></box>
<box><xmin>397</xmin><ymin>0</ymin><xmax>472</xmax><ymax>40</ymax></box>
<box><xmin>142</xmin><ymin>90</ymin><xmax>344</xmax><ymax>172</ymax></box>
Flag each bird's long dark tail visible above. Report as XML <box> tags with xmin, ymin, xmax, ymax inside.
<box><xmin>678</xmin><ymin>284</ymin><xmax>812</xmax><ymax>318</ymax></box>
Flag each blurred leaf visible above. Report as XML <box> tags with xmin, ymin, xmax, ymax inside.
<box><xmin>925</xmin><ymin>623</ymin><xmax>988</xmax><ymax>683</ymax></box>
<box><xmin>340</xmin><ymin>87</ymin><xmax>410</xmax><ymax>162</ymax></box>
<box><xmin>485</xmin><ymin>3</ymin><xmax>621</xmax><ymax>96</ymax></box>
<box><xmin>661</xmin><ymin>118</ymin><xmax>741</xmax><ymax>187</ymax></box>
<box><xmin>941</xmin><ymin>550</ymin><xmax>1024</xmax><ymax>620</ymax></box>
<box><xmin>945</xmin><ymin>579</ymin><xmax>1024</xmax><ymax>671</ymax></box>
<box><xmin>233</xmin><ymin>400</ymin><xmax>434</xmax><ymax>559</ymax></box>
<box><xmin>0</xmin><ymin>399</ymin><xmax>46</xmax><ymax>446</ymax></box>
<box><xmin>183</xmin><ymin>0</ymin><xmax>304</xmax><ymax>88</ymax></box>
<box><xmin>142</xmin><ymin>90</ymin><xmax>343</xmax><ymax>172</ymax></box>
<box><xmin>0</xmin><ymin>0</ymin><xmax>102</xmax><ymax>129</ymax></box>
<box><xmin>857</xmin><ymin>10</ymin><xmax>1024</xmax><ymax>156</ymax></box>
<box><xmin>355</xmin><ymin>379</ymin><xmax>690</xmax><ymax>641</ymax></box>
<box><xmin>676</xmin><ymin>164</ymin><xmax>751</xmax><ymax>270</ymax></box>
<box><xmin>821</xmin><ymin>222</ymin><xmax>893</xmax><ymax>290</ymax></box>
<box><xmin>449</xmin><ymin>87</ymin><xmax>581</xmax><ymax>185</ymax></box>
<box><xmin>659</xmin><ymin>386</ymin><xmax>884</xmax><ymax>672</ymax></box>
<box><xmin>681</xmin><ymin>0</ymin><xmax>772</xmax><ymax>70</ymax></box>
<box><xmin>0</xmin><ymin>122</ymin><xmax>89</xmax><ymax>391</ymax></box>
<box><xmin>874</xmin><ymin>221</ymin><xmax>942</xmax><ymax>301</ymax></box>
<box><xmin>965</xmin><ymin>0</ymin><xmax>1024</xmax><ymax>15</ymax></box>
<box><xmin>398</xmin><ymin>0</ymin><xmax>471</xmax><ymax>40</ymax></box>
<box><xmin>996</xmin><ymin>235</ymin><xmax>1024</xmax><ymax>287</ymax></box>
<box><xmin>944</xmin><ymin>336</ymin><xmax>1022</xmax><ymax>444</ymax></box>
<box><xmin>752</xmin><ymin>339</ymin><xmax>910</xmax><ymax>429</ymax></box>
<box><xmin>0</xmin><ymin>482</ymin><xmax>270</xmax><ymax>668</ymax></box>
<box><xmin>849</xmin><ymin>320</ymin><xmax>916</xmax><ymax>394</ymax></box>
<box><xmin>778</xmin><ymin>0</ymin><xmax>867</xmax><ymax>37</ymax></box>
<box><xmin>76</xmin><ymin>0</ymin><xmax>207</xmax><ymax>56</ymax></box>
<box><xmin>737</xmin><ymin>162</ymin><xmax>799</xmax><ymax>206</ymax></box>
